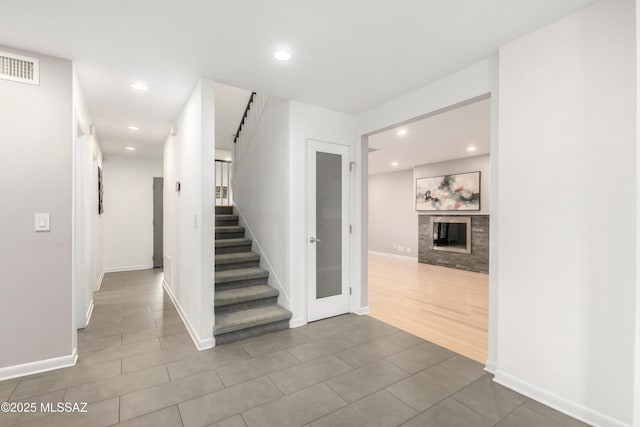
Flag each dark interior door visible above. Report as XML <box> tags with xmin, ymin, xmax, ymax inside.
<box><xmin>153</xmin><ymin>177</ymin><xmax>163</xmax><ymax>268</ymax></box>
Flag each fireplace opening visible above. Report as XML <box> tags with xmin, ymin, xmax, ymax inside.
<box><xmin>430</xmin><ymin>216</ymin><xmax>471</xmax><ymax>254</ymax></box>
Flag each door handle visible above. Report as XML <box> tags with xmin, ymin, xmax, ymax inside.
<box><xmin>309</xmin><ymin>237</ymin><xmax>322</xmax><ymax>243</ymax></box>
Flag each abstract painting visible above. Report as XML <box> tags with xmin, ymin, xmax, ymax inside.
<box><xmin>416</xmin><ymin>171</ymin><xmax>480</xmax><ymax>211</ymax></box>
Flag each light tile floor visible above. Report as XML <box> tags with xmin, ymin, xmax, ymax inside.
<box><xmin>0</xmin><ymin>269</ymin><xmax>588</xmax><ymax>426</ymax></box>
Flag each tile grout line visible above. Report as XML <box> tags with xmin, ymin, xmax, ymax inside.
<box><xmin>331</xmin><ymin>339</ymin><xmax>415</xmax><ymax>370</ymax></box>
<box><xmin>5</xmin><ymin>379</ymin><xmax>20</xmax><ymax>402</ymax></box>
<box><xmin>117</xmin><ymin>366</ymin><xmax>220</xmax><ymax>417</ymax></box>
<box><xmin>307</xmin><ymin>354</ymin><xmax>483</xmax><ymax>425</ymax></box>
<box><xmin>177</xmin><ymin>403</ymin><xmax>186</xmax><ymax>427</ymax></box>
<box><xmin>492</xmin><ymin>398</ymin><xmax>542</xmax><ymax>425</ymax></box>
<box><xmin>174</xmin><ymin>375</ymin><xmax>285</xmax><ymax>425</ymax></box>
<box><xmin>521</xmin><ymin>400</ymin><xmax>587</xmax><ymax>427</ymax></box>
<box><xmin>8</xmin><ymin>359</ymin><xmax>123</xmax><ymax>402</ymax></box>
<box><xmin>449</xmin><ymin>375</ymin><xmax>508</xmax><ymax>423</ymax></box>
<box><xmin>391</xmin><ymin>371</ymin><xmax>495</xmax><ymax>425</ymax></box>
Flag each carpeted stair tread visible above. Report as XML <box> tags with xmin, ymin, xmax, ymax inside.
<box><xmin>215</xmin><ymin>267</ymin><xmax>268</xmax><ymax>284</ymax></box>
<box><xmin>215</xmin><ymin>252</ymin><xmax>260</xmax><ymax>265</ymax></box>
<box><xmin>214</xmin><ymin>305</ymin><xmax>292</xmax><ymax>335</ymax></box>
<box><xmin>216</xmin><ymin>226</ymin><xmax>245</xmax><ymax>233</ymax></box>
<box><xmin>213</xmin><ymin>204</ymin><xmax>291</xmax><ymax>340</ymax></box>
<box><xmin>215</xmin><ymin>214</ymin><xmax>239</xmax><ymax>221</ymax></box>
<box><xmin>215</xmin><ymin>206</ymin><xmax>233</xmax><ymax>215</ymax></box>
<box><xmin>215</xmin><ymin>285</ymin><xmax>278</xmax><ymax>307</ymax></box>
<box><xmin>215</xmin><ymin>238</ymin><xmax>252</xmax><ymax>248</ymax></box>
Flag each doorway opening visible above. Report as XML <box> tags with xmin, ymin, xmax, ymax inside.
<box><xmin>366</xmin><ymin>96</ymin><xmax>490</xmax><ymax>363</ymax></box>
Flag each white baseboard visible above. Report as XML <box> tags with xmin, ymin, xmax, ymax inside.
<box><xmin>0</xmin><ymin>350</ymin><xmax>78</xmax><ymax>381</ymax></box>
<box><xmin>289</xmin><ymin>317</ymin><xmax>306</xmax><ymax>328</ymax></box>
<box><xmin>104</xmin><ymin>265</ymin><xmax>153</xmax><ymax>273</ymax></box>
<box><xmin>368</xmin><ymin>250</ymin><xmax>418</xmax><ymax>262</ymax></box>
<box><xmin>494</xmin><ymin>370</ymin><xmax>630</xmax><ymax>427</ymax></box>
<box><xmin>96</xmin><ymin>271</ymin><xmax>105</xmax><ymax>291</ymax></box>
<box><xmin>162</xmin><ymin>279</ymin><xmax>215</xmax><ymax>350</ymax></box>
<box><xmin>235</xmin><ymin>206</ymin><xmax>291</xmax><ymax>309</ymax></box>
<box><xmin>85</xmin><ymin>300</ymin><xmax>94</xmax><ymax>327</ymax></box>
<box><xmin>353</xmin><ymin>306</ymin><xmax>371</xmax><ymax>316</ymax></box>
<box><xmin>484</xmin><ymin>359</ymin><xmax>497</xmax><ymax>374</ymax></box>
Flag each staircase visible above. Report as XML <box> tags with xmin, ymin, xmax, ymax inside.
<box><xmin>214</xmin><ymin>206</ymin><xmax>292</xmax><ymax>344</ymax></box>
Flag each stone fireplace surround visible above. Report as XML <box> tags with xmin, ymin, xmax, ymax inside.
<box><xmin>418</xmin><ymin>215</ymin><xmax>489</xmax><ymax>273</ymax></box>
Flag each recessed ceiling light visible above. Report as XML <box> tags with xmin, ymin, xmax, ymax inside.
<box><xmin>396</xmin><ymin>129</ymin><xmax>408</xmax><ymax>136</ymax></box>
<box><xmin>128</xmin><ymin>125</ymin><xmax>139</xmax><ymax>131</ymax></box>
<box><xmin>130</xmin><ymin>82</ymin><xmax>148</xmax><ymax>91</ymax></box>
<box><xmin>391</xmin><ymin>161</ymin><xmax>399</xmax><ymax>166</ymax></box>
<box><xmin>273</xmin><ymin>50</ymin><xmax>292</xmax><ymax>61</ymax></box>
<box><xmin>467</xmin><ymin>146</ymin><xmax>477</xmax><ymax>152</ymax></box>
<box><xmin>125</xmin><ymin>146</ymin><xmax>136</xmax><ymax>151</ymax></box>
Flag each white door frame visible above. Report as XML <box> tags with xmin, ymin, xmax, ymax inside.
<box><xmin>353</xmin><ymin>59</ymin><xmax>498</xmax><ymax>371</ymax></box>
<box><xmin>307</xmin><ymin>139</ymin><xmax>352</xmax><ymax>322</ymax></box>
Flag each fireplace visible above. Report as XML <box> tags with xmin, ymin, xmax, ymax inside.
<box><xmin>430</xmin><ymin>216</ymin><xmax>471</xmax><ymax>254</ymax></box>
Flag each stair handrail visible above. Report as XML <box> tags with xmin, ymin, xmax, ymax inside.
<box><xmin>233</xmin><ymin>92</ymin><xmax>256</xmax><ymax>144</ymax></box>
<box><xmin>232</xmin><ymin>91</ymin><xmax>269</xmax><ymax>173</ymax></box>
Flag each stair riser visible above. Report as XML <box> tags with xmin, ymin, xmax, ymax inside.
<box><xmin>215</xmin><ymin>207</ymin><xmax>233</xmax><ymax>215</ymax></box>
<box><xmin>215</xmin><ymin>260</ymin><xmax>260</xmax><ymax>272</ymax></box>
<box><xmin>215</xmin><ymin>296</ymin><xmax>278</xmax><ymax>314</ymax></box>
<box><xmin>215</xmin><ymin>245</ymin><xmax>252</xmax><ymax>254</ymax></box>
<box><xmin>215</xmin><ymin>277</ymin><xmax>269</xmax><ymax>290</ymax></box>
<box><xmin>215</xmin><ymin>319</ymin><xmax>290</xmax><ymax>345</ymax></box>
<box><xmin>215</xmin><ymin>219</ymin><xmax>239</xmax><ymax>227</ymax></box>
<box><xmin>216</xmin><ymin>232</ymin><xmax>245</xmax><ymax>239</ymax></box>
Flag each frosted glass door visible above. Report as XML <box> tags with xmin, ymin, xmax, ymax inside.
<box><xmin>307</xmin><ymin>140</ymin><xmax>350</xmax><ymax>322</ymax></box>
<box><xmin>316</xmin><ymin>152</ymin><xmax>342</xmax><ymax>299</ymax></box>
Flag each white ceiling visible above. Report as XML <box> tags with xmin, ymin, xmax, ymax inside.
<box><xmin>74</xmin><ymin>62</ymin><xmax>195</xmax><ymax>157</ymax></box>
<box><xmin>0</xmin><ymin>0</ymin><xmax>597</xmax><ymax>156</ymax></box>
<box><xmin>368</xmin><ymin>98</ymin><xmax>490</xmax><ymax>175</ymax></box>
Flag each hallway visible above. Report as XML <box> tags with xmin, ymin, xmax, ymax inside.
<box><xmin>0</xmin><ymin>270</ymin><xmax>585</xmax><ymax>426</ymax></box>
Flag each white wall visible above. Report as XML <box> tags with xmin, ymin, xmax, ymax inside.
<box><xmin>497</xmin><ymin>1</ymin><xmax>636</xmax><ymax>425</ymax></box>
<box><xmin>163</xmin><ymin>78</ymin><xmax>215</xmax><ymax>350</ymax></box>
<box><xmin>233</xmin><ymin>97</ymin><xmax>291</xmax><ymax>309</ymax></box>
<box><xmin>289</xmin><ymin>101</ymin><xmax>357</xmax><ymax>325</ymax></box>
<box><xmin>0</xmin><ymin>46</ymin><xmax>75</xmax><ymax>376</ymax></box>
<box><xmin>414</xmin><ymin>154</ymin><xmax>491</xmax><ymax>214</ymax></box>
<box><xmin>636</xmin><ymin>2</ymin><xmax>640</xmax><ymax>425</ymax></box>
<box><xmin>73</xmin><ymin>66</ymin><xmax>104</xmax><ymax>329</ymax></box>
<box><xmin>102</xmin><ymin>155</ymin><xmax>163</xmax><ymax>272</ymax></box>
<box><xmin>368</xmin><ymin>169</ymin><xmax>418</xmax><ymax>258</ymax></box>
<box><xmin>215</xmin><ymin>149</ymin><xmax>232</xmax><ymax>161</ymax></box>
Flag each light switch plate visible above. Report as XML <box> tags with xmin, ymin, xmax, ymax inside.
<box><xmin>35</xmin><ymin>213</ymin><xmax>50</xmax><ymax>232</ymax></box>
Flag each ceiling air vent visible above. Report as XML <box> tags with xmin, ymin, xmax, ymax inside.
<box><xmin>0</xmin><ymin>51</ymin><xmax>40</xmax><ymax>85</ymax></box>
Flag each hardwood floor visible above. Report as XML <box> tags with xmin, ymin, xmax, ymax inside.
<box><xmin>368</xmin><ymin>253</ymin><xmax>488</xmax><ymax>363</ymax></box>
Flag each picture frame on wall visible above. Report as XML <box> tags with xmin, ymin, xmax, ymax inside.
<box><xmin>98</xmin><ymin>166</ymin><xmax>104</xmax><ymax>214</ymax></box>
<box><xmin>416</xmin><ymin>171</ymin><xmax>480</xmax><ymax>211</ymax></box>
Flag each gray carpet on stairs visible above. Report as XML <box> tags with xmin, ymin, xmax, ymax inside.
<box><xmin>214</xmin><ymin>206</ymin><xmax>291</xmax><ymax>344</ymax></box>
